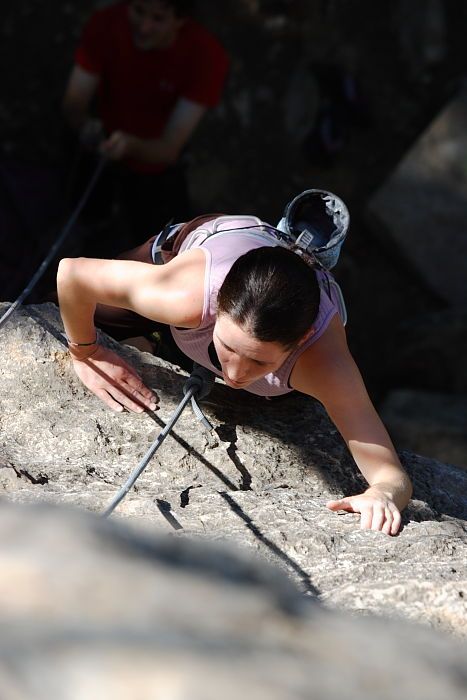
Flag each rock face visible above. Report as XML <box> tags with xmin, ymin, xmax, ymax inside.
<box><xmin>366</xmin><ymin>93</ymin><xmax>467</xmax><ymax>468</ymax></box>
<box><xmin>389</xmin><ymin>310</ymin><xmax>467</xmax><ymax>395</ymax></box>
<box><xmin>380</xmin><ymin>389</ymin><xmax>467</xmax><ymax>469</ymax></box>
<box><xmin>367</xmin><ymin>89</ymin><xmax>467</xmax><ymax>307</ymax></box>
<box><xmin>0</xmin><ymin>303</ymin><xmax>466</xmax><ymax>643</ymax></box>
<box><xmin>0</xmin><ymin>500</ymin><xmax>467</xmax><ymax>700</ymax></box>
<box><xmin>2</xmin><ymin>0</ymin><xmax>466</xmax><ymax>476</ymax></box>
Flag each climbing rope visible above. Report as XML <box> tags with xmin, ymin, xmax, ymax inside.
<box><xmin>102</xmin><ymin>364</ymin><xmax>215</xmax><ymax>518</ymax></box>
<box><xmin>0</xmin><ymin>156</ymin><xmax>107</xmax><ymax>330</ymax></box>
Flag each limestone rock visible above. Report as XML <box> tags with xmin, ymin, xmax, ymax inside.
<box><xmin>1</xmin><ymin>501</ymin><xmax>467</xmax><ymax>700</ymax></box>
<box><xmin>0</xmin><ymin>302</ymin><xmax>466</xmax><ymax>640</ymax></box>
<box><xmin>367</xmin><ymin>89</ymin><xmax>467</xmax><ymax>306</ymax></box>
<box><xmin>380</xmin><ymin>389</ymin><xmax>467</xmax><ymax>469</ymax></box>
<box><xmin>389</xmin><ymin>310</ymin><xmax>467</xmax><ymax>394</ymax></box>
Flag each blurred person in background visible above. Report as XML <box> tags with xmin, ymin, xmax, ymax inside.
<box><xmin>62</xmin><ymin>0</ymin><xmax>229</xmax><ymax>255</ymax></box>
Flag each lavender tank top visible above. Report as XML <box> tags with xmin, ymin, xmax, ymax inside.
<box><xmin>170</xmin><ymin>216</ymin><xmax>341</xmax><ymax>397</ymax></box>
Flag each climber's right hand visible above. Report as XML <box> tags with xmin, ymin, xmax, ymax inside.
<box><xmin>71</xmin><ymin>344</ymin><xmax>159</xmax><ymax>414</ymax></box>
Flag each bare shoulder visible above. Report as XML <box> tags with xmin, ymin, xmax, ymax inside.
<box><xmin>155</xmin><ymin>247</ymin><xmax>206</xmax><ymax>295</ymax></box>
<box><xmin>130</xmin><ymin>248</ymin><xmax>207</xmax><ymax>328</ymax></box>
<box><xmin>290</xmin><ymin>314</ymin><xmax>365</xmax><ymax>400</ymax></box>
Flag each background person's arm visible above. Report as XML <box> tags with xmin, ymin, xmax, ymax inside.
<box><xmin>290</xmin><ymin>315</ymin><xmax>412</xmax><ymax>535</ymax></box>
<box><xmin>99</xmin><ymin>97</ymin><xmax>206</xmax><ymax>165</ymax></box>
<box><xmin>62</xmin><ymin>64</ymin><xmax>100</xmax><ymax>133</ymax></box>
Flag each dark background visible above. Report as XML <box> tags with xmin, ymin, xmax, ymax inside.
<box><xmin>1</xmin><ymin>0</ymin><xmax>466</xmax><ymax>404</ymax></box>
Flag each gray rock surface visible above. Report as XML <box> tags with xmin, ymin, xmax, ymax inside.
<box><xmin>367</xmin><ymin>89</ymin><xmax>467</xmax><ymax>306</ymax></box>
<box><xmin>0</xmin><ymin>500</ymin><xmax>467</xmax><ymax>700</ymax></box>
<box><xmin>1</xmin><ymin>303</ymin><xmax>466</xmax><ymax>640</ymax></box>
<box><xmin>389</xmin><ymin>309</ymin><xmax>467</xmax><ymax>394</ymax></box>
<box><xmin>380</xmin><ymin>389</ymin><xmax>467</xmax><ymax>469</ymax></box>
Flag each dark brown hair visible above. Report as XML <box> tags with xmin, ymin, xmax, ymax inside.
<box><xmin>217</xmin><ymin>246</ymin><xmax>320</xmax><ymax>349</ymax></box>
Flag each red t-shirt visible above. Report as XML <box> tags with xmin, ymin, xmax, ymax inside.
<box><xmin>75</xmin><ymin>1</ymin><xmax>229</xmax><ymax>172</ymax></box>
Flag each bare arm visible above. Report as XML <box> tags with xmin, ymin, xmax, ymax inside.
<box><xmin>290</xmin><ymin>315</ymin><xmax>412</xmax><ymax>534</ymax></box>
<box><xmin>57</xmin><ymin>250</ymin><xmax>205</xmax><ymax>412</ymax></box>
<box><xmin>62</xmin><ymin>65</ymin><xmax>100</xmax><ymax>132</ymax></box>
<box><xmin>99</xmin><ymin>97</ymin><xmax>207</xmax><ymax>165</ymax></box>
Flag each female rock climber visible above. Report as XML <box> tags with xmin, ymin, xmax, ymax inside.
<box><xmin>57</xmin><ymin>193</ymin><xmax>412</xmax><ymax>535</ymax></box>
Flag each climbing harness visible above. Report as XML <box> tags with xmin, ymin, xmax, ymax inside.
<box><xmin>153</xmin><ymin>190</ymin><xmax>349</xmax><ymax>325</ymax></box>
<box><xmin>0</xmin><ymin>156</ymin><xmax>107</xmax><ymax>330</ymax></box>
<box><xmin>154</xmin><ymin>189</ymin><xmax>349</xmax><ymax>272</ymax></box>
<box><xmin>102</xmin><ymin>363</ymin><xmax>215</xmax><ymax>518</ymax></box>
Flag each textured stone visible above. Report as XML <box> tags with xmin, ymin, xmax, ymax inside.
<box><xmin>0</xmin><ymin>501</ymin><xmax>466</xmax><ymax>700</ymax></box>
<box><xmin>380</xmin><ymin>389</ymin><xmax>467</xmax><ymax>469</ymax></box>
<box><xmin>367</xmin><ymin>89</ymin><xmax>467</xmax><ymax>306</ymax></box>
<box><xmin>389</xmin><ymin>310</ymin><xmax>467</xmax><ymax>394</ymax></box>
<box><xmin>0</xmin><ymin>302</ymin><xmax>466</xmax><ymax>641</ymax></box>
